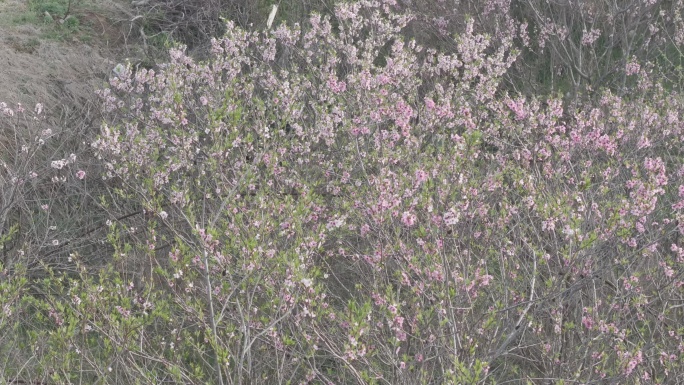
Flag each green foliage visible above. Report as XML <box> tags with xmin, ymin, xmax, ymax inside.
<box><xmin>63</xmin><ymin>14</ymin><xmax>79</xmax><ymax>30</ymax></box>
<box><xmin>30</xmin><ymin>0</ymin><xmax>69</xmax><ymax>18</ymax></box>
<box><xmin>23</xmin><ymin>0</ymin><xmax>91</xmax><ymax>41</ymax></box>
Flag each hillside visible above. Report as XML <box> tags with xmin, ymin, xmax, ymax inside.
<box><xmin>0</xmin><ymin>0</ymin><xmax>136</xmax><ymax>110</ymax></box>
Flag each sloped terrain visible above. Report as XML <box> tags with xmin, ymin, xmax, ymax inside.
<box><xmin>0</xmin><ymin>0</ymin><xmax>135</xmax><ymax>111</ymax></box>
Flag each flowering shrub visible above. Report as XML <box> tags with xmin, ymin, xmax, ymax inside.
<box><xmin>0</xmin><ymin>102</ymin><xmax>105</xmax><ymax>273</ymax></box>
<box><xmin>3</xmin><ymin>0</ymin><xmax>684</xmax><ymax>384</ymax></box>
<box><xmin>88</xmin><ymin>0</ymin><xmax>684</xmax><ymax>383</ymax></box>
<box><xmin>0</xmin><ymin>101</ymin><xmax>118</xmax><ymax>383</ymax></box>
<box><xmin>400</xmin><ymin>0</ymin><xmax>684</xmax><ymax>98</ymax></box>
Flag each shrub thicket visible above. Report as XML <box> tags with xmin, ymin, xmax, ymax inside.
<box><xmin>2</xmin><ymin>0</ymin><xmax>684</xmax><ymax>383</ymax></box>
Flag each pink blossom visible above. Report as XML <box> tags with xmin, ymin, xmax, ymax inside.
<box><xmin>424</xmin><ymin>97</ymin><xmax>435</xmax><ymax>110</ymax></box>
<box><xmin>401</xmin><ymin>211</ymin><xmax>416</xmax><ymax>227</ymax></box>
<box><xmin>581</xmin><ymin>28</ymin><xmax>601</xmax><ymax>46</ymax></box>
<box><xmin>415</xmin><ymin>169</ymin><xmax>428</xmax><ymax>184</ymax></box>
<box><xmin>116</xmin><ymin>306</ymin><xmax>131</xmax><ymax>319</ymax></box>
<box><xmin>626</xmin><ymin>61</ymin><xmax>641</xmax><ymax>76</ymax></box>
<box><xmin>327</xmin><ymin>76</ymin><xmax>347</xmax><ymax>93</ymax></box>
<box><xmin>51</xmin><ymin>160</ymin><xmax>67</xmax><ymax>169</ymax></box>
